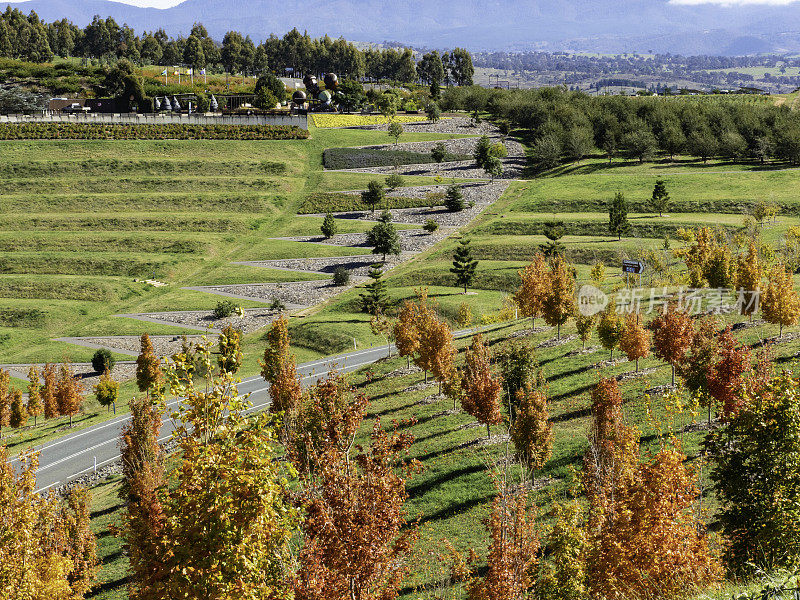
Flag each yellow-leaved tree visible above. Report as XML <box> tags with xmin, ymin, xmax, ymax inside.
<box><xmin>761</xmin><ymin>262</ymin><xmax>800</xmax><ymax>337</ymax></box>
<box><xmin>542</xmin><ymin>256</ymin><xmax>576</xmax><ymax>339</ymax></box>
<box><xmin>261</xmin><ymin>314</ymin><xmax>302</xmax><ymax>417</ymax></box>
<box><xmin>514</xmin><ymin>253</ymin><xmax>550</xmax><ymax>329</ymax></box>
<box><xmin>736</xmin><ymin>241</ymin><xmax>763</xmax><ymax>319</ymax></box>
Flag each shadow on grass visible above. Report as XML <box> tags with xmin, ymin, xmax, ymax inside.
<box><xmin>87</xmin><ymin>576</ymin><xmax>128</xmax><ymax>598</ymax></box>
<box><xmin>406</xmin><ymin>463</ymin><xmax>486</xmax><ymax>499</ymax></box>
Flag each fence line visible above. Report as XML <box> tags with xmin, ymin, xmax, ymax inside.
<box><xmin>0</xmin><ymin>112</ymin><xmax>308</xmax><ymax>129</ymax></box>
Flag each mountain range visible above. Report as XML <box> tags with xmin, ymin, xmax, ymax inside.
<box><xmin>7</xmin><ymin>0</ymin><xmax>800</xmax><ymax>54</ymax></box>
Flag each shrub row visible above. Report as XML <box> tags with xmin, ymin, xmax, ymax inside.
<box><xmin>0</xmin><ymin>159</ymin><xmax>286</xmax><ymax>178</ymax></box>
<box><xmin>0</xmin><ymin>236</ymin><xmax>205</xmax><ymax>254</ymax></box>
<box><xmin>0</xmin><ymin>255</ymin><xmax>175</xmax><ymax>277</ymax></box>
<box><xmin>0</xmin><ymin>177</ymin><xmax>281</xmax><ymax>195</ymax></box>
<box><xmin>0</xmin><ymin>279</ymin><xmax>115</xmax><ymax>302</ymax></box>
<box><xmin>514</xmin><ymin>197</ymin><xmax>800</xmax><ymax>215</ymax></box>
<box><xmin>298</xmin><ymin>191</ymin><xmax>443</xmax><ymax>214</ymax></box>
<box><xmin>0</xmin><ymin>307</ymin><xmax>46</xmax><ymax>327</ymax></box>
<box><xmin>0</xmin><ymin>216</ymin><xmax>250</xmax><ymax>232</ymax></box>
<box><xmin>0</xmin><ymin>193</ymin><xmax>275</xmax><ymax>214</ymax></box>
<box><xmin>0</xmin><ymin>123</ymin><xmax>309</xmax><ymax>140</ymax></box>
<box><xmin>474</xmin><ymin>219</ymin><xmax>741</xmax><ymax>238</ymax></box>
<box><xmin>323</xmin><ymin>147</ymin><xmax>469</xmax><ymax>170</ymax></box>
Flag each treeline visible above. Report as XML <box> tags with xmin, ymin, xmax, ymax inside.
<box><xmin>0</xmin><ymin>6</ymin><xmax>473</xmax><ymax>85</ymax></box>
<box><xmin>441</xmin><ymin>85</ymin><xmax>800</xmax><ymax>166</ymax></box>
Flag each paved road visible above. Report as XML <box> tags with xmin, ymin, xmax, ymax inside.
<box><xmin>9</xmin><ymin>344</ymin><xmax>395</xmax><ymax>494</ymax></box>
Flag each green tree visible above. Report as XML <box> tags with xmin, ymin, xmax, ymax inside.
<box><xmin>431</xmin><ymin>141</ymin><xmax>448</xmax><ymax>163</ymax></box>
<box><xmin>707</xmin><ymin>370</ymin><xmax>800</xmax><ymax>572</ymax></box>
<box><xmin>387</xmin><ymin>120</ymin><xmax>403</xmax><ymax>146</ymax></box>
<box><xmin>254</xmin><ymin>87</ymin><xmax>278</xmax><ymax>110</ymax></box>
<box><xmin>385</xmin><ymin>173</ymin><xmax>404</xmax><ymax>191</ymax></box>
<box><xmin>622</xmin><ymin>128</ymin><xmax>657</xmax><ymax>162</ymax></box>
<box><xmin>448</xmin><ymin>48</ymin><xmax>474</xmax><ymax>86</ymax></box>
<box><xmin>255</xmin><ymin>72</ymin><xmax>287</xmax><ymax>103</ymax></box>
<box><xmin>652</xmin><ymin>180</ymin><xmax>670</xmax><ymax>217</ymax></box>
<box><xmin>473</xmin><ymin>135</ymin><xmax>492</xmax><ymax>168</ymax></box>
<box><xmin>361</xmin><ymin>180</ymin><xmax>385</xmax><ymax>214</ymax></box>
<box><xmin>425</xmin><ymin>101</ymin><xmax>441</xmax><ymax>123</ymax></box>
<box><xmin>366</xmin><ymin>211</ymin><xmax>400</xmax><ymax>261</ymax></box>
<box><xmin>359</xmin><ymin>265</ymin><xmax>389</xmax><ymax>314</ymax></box>
<box><xmin>445</xmin><ymin>183</ymin><xmax>465</xmax><ymax>212</ymax></box>
<box><xmin>91</xmin><ymin>348</ymin><xmax>115</xmax><ymax>374</ymax></box>
<box><xmin>484</xmin><ymin>156</ymin><xmax>503</xmax><ymax>181</ymax></box>
<box><xmin>451</xmin><ymin>238</ymin><xmax>479</xmax><ymax>293</ymax></box>
<box><xmin>597</xmin><ymin>306</ymin><xmax>625</xmax><ymax>359</ymax></box>
<box><xmin>321</xmin><ymin>212</ymin><xmax>337</xmax><ymax>239</ymax></box>
<box><xmin>533</xmin><ymin>132</ymin><xmax>563</xmax><ymax>169</ymax></box>
<box><xmin>182</xmin><ymin>34</ymin><xmax>205</xmax><ymax>69</ymax></box>
<box><xmin>608</xmin><ymin>192</ymin><xmax>630</xmax><ymax>240</ymax></box>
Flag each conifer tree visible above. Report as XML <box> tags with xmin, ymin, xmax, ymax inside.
<box><xmin>451</xmin><ymin>238</ymin><xmax>479</xmax><ymax>293</ymax></box>
<box><xmin>366</xmin><ymin>211</ymin><xmax>400</xmax><ymax>261</ymax></box>
<box><xmin>361</xmin><ymin>180</ymin><xmax>385</xmax><ymax>214</ymax></box>
<box><xmin>761</xmin><ymin>262</ymin><xmax>800</xmax><ymax>337</ymax></box>
<box><xmin>608</xmin><ymin>192</ymin><xmax>630</xmax><ymax>240</ymax></box>
<box><xmin>359</xmin><ymin>264</ymin><xmax>389</xmax><ymax>314</ymax></box>
<box><xmin>321</xmin><ymin>212</ymin><xmax>337</xmax><ymax>239</ymax></box>
<box><xmin>651</xmin><ymin>180</ymin><xmax>670</xmax><ymax>216</ymax></box>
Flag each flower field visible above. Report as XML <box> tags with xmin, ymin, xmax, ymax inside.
<box><xmin>0</xmin><ymin>123</ymin><xmax>309</xmax><ymax>140</ymax></box>
<box><xmin>311</xmin><ymin>114</ymin><xmax>431</xmax><ymax>128</ymax></box>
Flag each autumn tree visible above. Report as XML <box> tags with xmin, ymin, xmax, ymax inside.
<box><xmin>618</xmin><ymin>313</ymin><xmax>650</xmax><ymax>371</ymax></box>
<box><xmin>0</xmin><ymin>447</ymin><xmax>81</xmax><ymax>598</ymax></box>
<box><xmin>467</xmin><ymin>483</ymin><xmax>539</xmax><ymax>600</ymax></box>
<box><xmin>736</xmin><ymin>241</ymin><xmax>762</xmax><ymax>319</ymax></box>
<box><xmin>288</xmin><ymin>371</ymin><xmax>368</xmax><ymax>477</ymax></box>
<box><xmin>461</xmin><ymin>334</ymin><xmax>503</xmax><ymax>438</ymax></box>
<box><xmin>393</xmin><ymin>288</ymin><xmax>431</xmax><ymax>369</ymax></box>
<box><xmin>416</xmin><ymin>313</ymin><xmax>456</xmax><ymax>392</ymax></box>
<box><xmin>574</xmin><ymin>311</ymin><xmax>596</xmax><ymax>350</ymax></box>
<box><xmin>706</xmin><ymin>326</ymin><xmax>752</xmax><ymax>421</ymax></box>
<box><xmin>294</xmin><ymin>421</ymin><xmax>419</xmax><ymax>600</ymax></box>
<box><xmin>514</xmin><ymin>254</ymin><xmax>549</xmax><ymax>328</ymax></box>
<box><xmin>597</xmin><ymin>306</ymin><xmax>625</xmax><ymax>360</ymax></box>
<box><xmin>542</xmin><ymin>256</ymin><xmax>575</xmax><ymax>338</ymax></box>
<box><xmin>536</xmin><ymin>500</ymin><xmax>587</xmax><ymax>600</ymax></box>
<box><xmin>136</xmin><ymin>333</ymin><xmax>162</xmax><ymax>398</ymax></box>
<box><xmin>510</xmin><ymin>385</ymin><xmax>553</xmax><ymax>478</ymax></box>
<box><xmin>650</xmin><ymin>306</ymin><xmax>694</xmax><ymax>385</ymax></box>
<box><xmin>26</xmin><ymin>365</ymin><xmax>43</xmax><ymax>425</ymax></box>
<box><xmin>261</xmin><ymin>314</ymin><xmax>302</xmax><ymax>417</ymax></box>
<box><xmin>94</xmin><ymin>369</ymin><xmax>118</xmax><ymax>412</ymax></box>
<box><xmin>370</xmin><ymin>310</ymin><xmax>394</xmax><ymax>357</ymax></box>
<box><xmin>217</xmin><ymin>324</ymin><xmax>243</xmax><ymax>374</ymax></box>
<box><xmin>153</xmin><ymin>344</ymin><xmax>300</xmax><ymax>598</ymax></box>
<box><xmin>451</xmin><ymin>238</ymin><xmax>479</xmax><ymax>293</ymax></box>
<box><xmin>56</xmin><ymin>361</ymin><xmax>84</xmax><ymax>426</ymax></box>
<box><xmin>497</xmin><ymin>340</ymin><xmax>538</xmax><ymax>418</ymax></box>
<box><xmin>675</xmin><ymin>226</ymin><xmax>735</xmax><ymax>289</ymax></box>
<box><xmin>63</xmin><ymin>487</ymin><xmax>99</xmax><ymax>597</ymax></box>
<box><xmin>42</xmin><ymin>363</ymin><xmax>59</xmax><ymax>419</ymax></box>
<box><xmin>0</xmin><ymin>368</ymin><xmax>9</xmax><ymax>435</ymax></box>
<box><xmin>761</xmin><ymin>262</ymin><xmax>800</xmax><ymax>337</ymax></box>
<box><xmin>676</xmin><ymin>316</ymin><xmax>720</xmax><ymax>423</ymax></box>
<box><xmin>9</xmin><ymin>389</ymin><xmax>26</xmax><ymax>429</ymax></box>
<box><xmin>707</xmin><ymin>370</ymin><xmax>800</xmax><ymax>572</ymax></box>
<box><xmin>119</xmin><ymin>393</ymin><xmax>167</xmax><ymax>600</ymax></box>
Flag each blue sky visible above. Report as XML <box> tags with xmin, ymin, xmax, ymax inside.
<box><xmin>112</xmin><ymin>0</ymin><xmax>184</xmax><ymax>7</ymax></box>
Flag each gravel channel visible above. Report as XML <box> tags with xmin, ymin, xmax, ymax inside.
<box><xmin>185</xmin><ymin>279</ymin><xmax>366</xmax><ymax>306</ymax></box>
<box><xmin>271</xmin><ymin>228</ymin><xmax>451</xmax><ymax>253</ymax></box>
<box><xmin>234</xmin><ymin>254</ymin><xmax>407</xmax><ymax>277</ymax></box>
<box><xmin>120</xmin><ymin>307</ymin><xmax>287</xmax><ymax>334</ymax></box>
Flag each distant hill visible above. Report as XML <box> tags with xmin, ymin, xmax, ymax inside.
<box><xmin>7</xmin><ymin>0</ymin><xmax>800</xmax><ymax>54</ymax></box>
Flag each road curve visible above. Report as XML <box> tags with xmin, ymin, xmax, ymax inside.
<box><xmin>9</xmin><ymin>343</ymin><xmax>394</xmax><ymax>494</ymax></box>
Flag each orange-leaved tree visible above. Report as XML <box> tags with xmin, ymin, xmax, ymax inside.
<box><xmin>9</xmin><ymin>389</ymin><xmax>26</xmax><ymax>429</ymax></box>
<box><xmin>510</xmin><ymin>385</ymin><xmax>553</xmax><ymax>479</ymax></box>
<box><xmin>597</xmin><ymin>305</ymin><xmax>625</xmax><ymax>360</ymax></box>
<box><xmin>394</xmin><ymin>288</ymin><xmax>435</xmax><ymax>370</ymax></box>
<box><xmin>542</xmin><ymin>256</ymin><xmax>576</xmax><ymax>339</ymax></box>
<box><xmin>462</xmin><ymin>334</ymin><xmax>503</xmax><ymax>438</ymax></box>
<box><xmin>63</xmin><ymin>487</ymin><xmax>99</xmax><ymax>597</ymax></box>
<box><xmin>294</xmin><ymin>421</ymin><xmax>420</xmax><ymax>600</ymax></box>
<box><xmin>416</xmin><ymin>312</ymin><xmax>456</xmax><ymax>391</ymax></box>
<box><xmin>0</xmin><ymin>368</ymin><xmax>9</xmax><ymax>435</ymax></box>
<box><xmin>26</xmin><ymin>365</ymin><xmax>43</xmax><ymax>425</ymax></box>
<box><xmin>42</xmin><ymin>363</ymin><xmax>59</xmax><ymax>419</ymax></box>
<box><xmin>618</xmin><ymin>313</ymin><xmax>650</xmax><ymax>372</ymax></box>
<box><xmin>56</xmin><ymin>361</ymin><xmax>84</xmax><ymax>426</ymax></box>
<box><xmin>119</xmin><ymin>393</ymin><xmax>166</xmax><ymax>600</ymax></box>
<box><xmin>136</xmin><ymin>333</ymin><xmax>162</xmax><ymax>399</ymax></box>
<box><xmin>676</xmin><ymin>316</ymin><xmax>720</xmax><ymax>424</ymax></box>
<box><xmin>514</xmin><ymin>253</ymin><xmax>550</xmax><ymax>328</ymax></box>
<box><xmin>467</xmin><ymin>480</ymin><xmax>539</xmax><ymax>600</ymax></box>
<box><xmin>650</xmin><ymin>305</ymin><xmax>694</xmax><ymax>386</ymax></box>
<box><xmin>706</xmin><ymin>326</ymin><xmax>752</xmax><ymax>421</ymax></box>
<box><xmin>261</xmin><ymin>314</ymin><xmax>302</xmax><ymax>417</ymax></box>
<box><xmin>761</xmin><ymin>262</ymin><xmax>800</xmax><ymax>337</ymax></box>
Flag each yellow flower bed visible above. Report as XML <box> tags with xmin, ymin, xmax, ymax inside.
<box><xmin>312</xmin><ymin>114</ymin><xmax>431</xmax><ymax>128</ymax></box>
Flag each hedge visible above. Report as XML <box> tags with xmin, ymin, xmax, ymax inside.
<box><xmin>0</xmin><ymin>123</ymin><xmax>309</xmax><ymax>140</ymax></box>
<box><xmin>298</xmin><ymin>191</ymin><xmax>445</xmax><ymax>214</ymax></box>
<box><xmin>323</xmin><ymin>147</ymin><xmax>470</xmax><ymax>170</ymax></box>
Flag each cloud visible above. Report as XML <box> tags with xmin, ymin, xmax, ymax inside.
<box><xmin>670</xmin><ymin>0</ymin><xmax>800</xmax><ymax>4</ymax></box>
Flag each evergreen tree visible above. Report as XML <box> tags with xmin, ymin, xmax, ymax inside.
<box><xmin>321</xmin><ymin>212</ymin><xmax>337</xmax><ymax>239</ymax></box>
<box><xmin>651</xmin><ymin>180</ymin><xmax>670</xmax><ymax>217</ymax></box>
<box><xmin>445</xmin><ymin>184</ymin><xmax>465</xmax><ymax>212</ymax></box>
<box><xmin>608</xmin><ymin>191</ymin><xmax>630</xmax><ymax>240</ymax></box>
<box><xmin>361</xmin><ymin>180</ymin><xmax>385</xmax><ymax>214</ymax></box>
<box><xmin>359</xmin><ymin>265</ymin><xmax>389</xmax><ymax>314</ymax></box>
<box><xmin>450</xmin><ymin>238</ymin><xmax>479</xmax><ymax>293</ymax></box>
<box><xmin>366</xmin><ymin>211</ymin><xmax>400</xmax><ymax>261</ymax></box>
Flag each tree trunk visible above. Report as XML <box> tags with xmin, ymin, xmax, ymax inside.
<box><xmin>671</xmin><ymin>364</ymin><xmax>675</xmax><ymax>386</ymax></box>
<box><xmin>636</xmin><ymin>358</ymin><xmax>639</xmax><ymax>372</ymax></box>
<box><xmin>557</xmin><ymin>322</ymin><xmax>561</xmax><ymax>339</ymax></box>
<box><xmin>424</xmin><ymin>370</ymin><xmax>428</xmax><ymax>383</ymax></box>
<box><xmin>486</xmin><ymin>422</ymin><xmax>491</xmax><ymax>439</ymax></box>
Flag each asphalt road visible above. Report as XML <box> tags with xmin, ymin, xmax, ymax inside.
<box><xmin>9</xmin><ymin>343</ymin><xmax>395</xmax><ymax>494</ymax></box>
